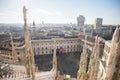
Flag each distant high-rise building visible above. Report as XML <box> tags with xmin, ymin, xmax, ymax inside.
<box><xmin>77</xmin><ymin>15</ymin><xmax>85</xmax><ymax>32</ymax></box>
<box><xmin>94</xmin><ymin>18</ymin><xmax>103</xmax><ymax>29</ymax></box>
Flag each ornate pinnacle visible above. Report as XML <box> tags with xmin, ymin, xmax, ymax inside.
<box><xmin>33</xmin><ymin>21</ymin><xmax>35</xmax><ymax>26</ymax></box>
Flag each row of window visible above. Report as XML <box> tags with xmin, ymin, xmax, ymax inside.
<box><xmin>33</xmin><ymin>45</ymin><xmax>79</xmax><ymax>49</ymax></box>
<box><xmin>32</xmin><ymin>41</ymin><xmax>79</xmax><ymax>46</ymax></box>
<box><xmin>34</xmin><ymin>48</ymin><xmax>80</xmax><ymax>55</ymax></box>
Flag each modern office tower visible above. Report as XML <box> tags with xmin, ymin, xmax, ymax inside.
<box><xmin>77</xmin><ymin>15</ymin><xmax>85</xmax><ymax>32</ymax></box>
<box><xmin>94</xmin><ymin>18</ymin><xmax>103</xmax><ymax>29</ymax></box>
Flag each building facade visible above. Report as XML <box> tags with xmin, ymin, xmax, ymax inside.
<box><xmin>31</xmin><ymin>38</ymin><xmax>81</xmax><ymax>55</ymax></box>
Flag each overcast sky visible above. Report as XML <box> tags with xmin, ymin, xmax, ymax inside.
<box><xmin>0</xmin><ymin>0</ymin><xmax>120</xmax><ymax>24</ymax></box>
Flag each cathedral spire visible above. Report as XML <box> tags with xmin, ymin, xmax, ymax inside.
<box><xmin>87</xmin><ymin>35</ymin><xmax>100</xmax><ymax>80</ymax></box>
<box><xmin>105</xmin><ymin>25</ymin><xmax>120</xmax><ymax>80</ymax></box>
<box><xmin>23</xmin><ymin>6</ymin><xmax>35</xmax><ymax>80</ymax></box>
<box><xmin>77</xmin><ymin>35</ymin><xmax>88</xmax><ymax>80</ymax></box>
<box><xmin>10</xmin><ymin>33</ymin><xmax>17</xmax><ymax>63</ymax></box>
<box><xmin>112</xmin><ymin>26</ymin><xmax>120</xmax><ymax>43</ymax></box>
<box><xmin>32</xmin><ymin>21</ymin><xmax>36</xmax><ymax>37</ymax></box>
<box><xmin>33</xmin><ymin>21</ymin><xmax>35</xmax><ymax>27</ymax></box>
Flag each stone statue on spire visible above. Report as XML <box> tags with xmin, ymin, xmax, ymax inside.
<box><xmin>23</xmin><ymin>6</ymin><xmax>27</xmax><ymax>22</ymax></box>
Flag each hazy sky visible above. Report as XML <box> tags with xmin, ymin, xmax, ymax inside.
<box><xmin>0</xmin><ymin>0</ymin><xmax>120</xmax><ymax>24</ymax></box>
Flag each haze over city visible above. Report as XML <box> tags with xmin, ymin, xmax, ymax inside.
<box><xmin>0</xmin><ymin>0</ymin><xmax>120</xmax><ymax>80</ymax></box>
<box><xmin>0</xmin><ymin>0</ymin><xmax>120</xmax><ymax>24</ymax></box>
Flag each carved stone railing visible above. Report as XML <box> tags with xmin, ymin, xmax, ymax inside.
<box><xmin>0</xmin><ymin>73</ymin><xmax>31</xmax><ymax>80</ymax></box>
<box><xmin>0</xmin><ymin>69</ymin><xmax>56</xmax><ymax>80</ymax></box>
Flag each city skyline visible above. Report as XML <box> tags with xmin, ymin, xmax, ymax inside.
<box><xmin>0</xmin><ymin>0</ymin><xmax>120</xmax><ymax>25</ymax></box>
